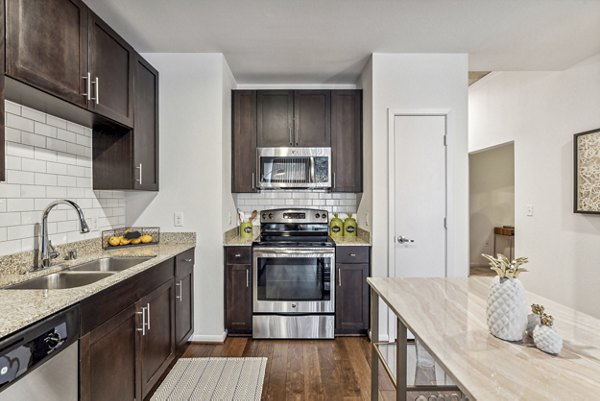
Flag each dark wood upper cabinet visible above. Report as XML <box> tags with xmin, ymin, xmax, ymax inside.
<box><xmin>232</xmin><ymin>90</ymin><xmax>258</xmax><ymax>193</ymax></box>
<box><xmin>133</xmin><ymin>55</ymin><xmax>159</xmax><ymax>190</ymax></box>
<box><xmin>294</xmin><ymin>90</ymin><xmax>331</xmax><ymax>147</ymax></box>
<box><xmin>331</xmin><ymin>90</ymin><xmax>363</xmax><ymax>192</ymax></box>
<box><xmin>88</xmin><ymin>13</ymin><xmax>134</xmax><ymax>127</ymax></box>
<box><xmin>257</xmin><ymin>90</ymin><xmax>294</xmax><ymax>147</ymax></box>
<box><xmin>5</xmin><ymin>0</ymin><xmax>88</xmax><ymax>107</ymax></box>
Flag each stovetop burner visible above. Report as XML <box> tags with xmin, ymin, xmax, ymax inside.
<box><xmin>253</xmin><ymin>208</ymin><xmax>334</xmax><ymax>248</ymax></box>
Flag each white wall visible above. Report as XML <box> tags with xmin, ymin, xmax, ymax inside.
<box><xmin>469</xmin><ymin>143</ymin><xmax>515</xmax><ymax>265</ymax></box>
<box><xmin>469</xmin><ymin>53</ymin><xmax>600</xmax><ymax>318</ymax></box>
<box><xmin>127</xmin><ymin>53</ymin><xmax>235</xmax><ymax>340</ymax></box>
<box><xmin>370</xmin><ymin>53</ymin><xmax>470</xmax><ymax>281</ymax></box>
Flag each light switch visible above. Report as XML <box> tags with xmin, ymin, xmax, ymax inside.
<box><xmin>174</xmin><ymin>212</ymin><xmax>184</xmax><ymax>227</ymax></box>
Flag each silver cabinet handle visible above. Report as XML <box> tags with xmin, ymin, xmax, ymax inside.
<box><xmin>338</xmin><ymin>268</ymin><xmax>341</xmax><ymax>287</ymax></box>
<box><xmin>333</xmin><ymin>172</ymin><xmax>336</xmax><ymax>189</ymax></box>
<box><xmin>146</xmin><ymin>302</ymin><xmax>151</xmax><ymax>331</ymax></box>
<box><xmin>350</xmin><ymin>253</ymin><xmax>356</xmax><ymax>257</ymax></box>
<box><xmin>176</xmin><ymin>280</ymin><xmax>183</xmax><ymax>302</ymax></box>
<box><xmin>184</xmin><ymin>258</ymin><xmax>193</xmax><ymax>263</ymax></box>
<box><xmin>82</xmin><ymin>72</ymin><xmax>91</xmax><ymax>100</ymax></box>
<box><xmin>246</xmin><ymin>268</ymin><xmax>249</xmax><ymax>288</ymax></box>
<box><xmin>94</xmin><ymin>77</ymin><xmax>100</xmax><ymax>104</ymax></box>
<box><xmin>136</xmin><ymin>163</ymin><xmax>143</xmax><ymax>185</ymax></box>
<box><xmin>251</xmin><ymin>172</ymin><xmax>255</xmax><ymax>190</ymax></box>
<box><xmin>289</xmin><ymin>126</ymin><xmax>293</xmax><ymax>146</ymax></box>
<box><xmin>234</xmin><ymin>253</ymin><xmax>241</xmax><ymax>258</ymax></box>
<box><xmin>137</xmin><ymin>306</ymin><xmax>147</xmax><ymax>336</ymax></box>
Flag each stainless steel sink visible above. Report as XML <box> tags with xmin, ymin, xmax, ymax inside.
<box><xmin>68</xmin><ymin>256</ymin><xmax>154</xmax><ymax>272</ymax></box>
<box><xmin>7</xmin><ymin>272</ymin><xmax>114</xmax><ymax>290</ymax></box>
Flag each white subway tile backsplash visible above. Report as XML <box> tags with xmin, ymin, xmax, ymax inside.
<box><xmin>6</xmin><ymin>113</ymin><xmax>35</xmax><ymax>132</ymax></box>
<box><xmin>21</xmin><ymin>106</ymin><xmax>46</xmax><ymax>123</ymax></box>
<box><xmin>34</xmin><ymin>122</ymin><xmax>58</xmax><ymax>138</ymax></box>
<box><xmin>7</xmin><ymin>198</ymin><xmax>34</xmax><ymax>212</ymax></box>
<box><xmin>2</xmin><ymin>101</ymin><xmax>127</xmax><ymax>256</ymax></box>
<box><xmin>5</xmin><ymin>127</ymin><xmax>21</xmax><ymax>143</ymax></box>
<box><xmin>6</xmin><ymin>170</ymin><xmax>35</xmax><ymax>185</ymax></box>
<box><xmin>234</xmin><ymin>192</ymin><xmax>360</xmax><ymax>215</ymax></box>
<box><xmin>21</xmin><ymin>158</ymin><xmax>47</xmax><ymax>173</ymax></box>
<box><xmin>5</xmin><ymin>101</ymin><xmax>21</xmax><ymax>115</ymax></box>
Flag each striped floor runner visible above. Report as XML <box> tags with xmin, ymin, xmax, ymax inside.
<box><xmin>151</xmin><ymin>357</ymin><xmax>267</xmax><ymax>401</ymax></box>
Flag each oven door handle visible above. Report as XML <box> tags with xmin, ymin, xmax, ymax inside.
<box><xmin>253</xmin><ymin>247</ymin><xmax>335</xmax><ymax>257</ymax></box>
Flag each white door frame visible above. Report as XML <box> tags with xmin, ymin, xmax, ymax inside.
<box><xmin>386</xmin><ymin>108</ymin><xmax>451</xmax><ymax>341</ymax></box>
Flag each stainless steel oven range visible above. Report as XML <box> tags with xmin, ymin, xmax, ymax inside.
<box><xmin>252</xmin><ymin>208</ymin><xmax>335</xmax><ymax>339</ymax></box>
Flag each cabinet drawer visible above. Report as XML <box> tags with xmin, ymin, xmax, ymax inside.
<box><xmin>336</xmin><ymin>246</ymin><xmax>369</xmax><ymax>264</ymax></box>
<box><xmin>176</xmin><ymin>249</ymin><xmax>194</xmax><ymax>278</ymax></box>
<box><xmin>225</xmin><ymin>247</ymin><xmax>252</xmax><ymax>264</ymax></box>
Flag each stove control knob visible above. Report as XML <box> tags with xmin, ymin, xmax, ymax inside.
<box><xmin>261</xmin><ymin>213</ymin><xmax>266</xmax><ymax>220</ymax></box>
<box><xmin>315</xmin><ymin>213</ymin><xmax>320</xmax><ymax>219</ymax></box>
<box><xmin>268</xmin><ymin>213</ymin><xmax>273</xmax><ymax>219</ymax></box>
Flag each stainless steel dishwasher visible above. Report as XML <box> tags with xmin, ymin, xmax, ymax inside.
<box><xmin>0</xmin><ymin>305</ymin><xmax>80</xmax><ymax>401</ymax></box>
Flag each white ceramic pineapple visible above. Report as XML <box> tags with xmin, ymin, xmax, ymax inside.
<box><xmin>533</xmin><ymin>313</ymin><xmax>563</xmax><ymax>355</ymax></box>
<box><xmin>527</xmin><ymin>304</ymin><xmax>544</xmax><ymax>337</ymax></box>
<box><xmin>483</xmin><ymin>254</ymin><xmax>529</xmax><ymax>342</ymax></box>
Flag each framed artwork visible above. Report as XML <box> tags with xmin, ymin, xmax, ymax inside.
<box><xmin>574</xmin><ymin>128</ymin><xmax>600</xmax><ymax>214</ymax></box>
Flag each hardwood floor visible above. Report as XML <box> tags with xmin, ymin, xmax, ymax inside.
<box><xmin>180</xmin><ymin>337</ymin><xmax>397</xmax><ymax>401</ymax></box>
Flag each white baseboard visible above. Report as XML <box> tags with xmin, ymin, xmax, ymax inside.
<box><xmin>189</xmin><ymin>331</ymin><xmax>227</xmax><ymax>343</ymax></box>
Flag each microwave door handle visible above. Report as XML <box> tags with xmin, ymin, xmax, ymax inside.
<box><xmin>309</xmin><ymin>156</ymin><xmax>315</xmax><ymax>184</ymax></box>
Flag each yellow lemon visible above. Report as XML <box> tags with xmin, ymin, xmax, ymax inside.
<box><xmin>131</xmin><ymin>238</ymin><xmax>142</xmax><ymax>245</ymax></box>
<box><xmin>120</xmin><ymin>238</ymin><xmax>131</xmax><ymax>246</ymax></box>
<box><xmin>108</xmin><ymin>236</ymin><xmax>121</xmax><ymax>246</ymax></box>
<box><xmin>140</xmin><ymin>234</ymin><xmax>153</xmax><ymax>244</ymax></box>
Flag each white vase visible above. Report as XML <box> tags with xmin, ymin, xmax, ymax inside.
<box><xmin>527</xmin><ymin>313</ymin><xmax>541</xmax><ymax>337</ymax></box>
<box><xmin>486</xmin><ymin>276</ymin><xmax>528</xmax><ymax>341</ymax></box>
<box><xmin>533</xmin><ymin>325</ymin><xmax>563</xmax><ymax>355</ymax></box>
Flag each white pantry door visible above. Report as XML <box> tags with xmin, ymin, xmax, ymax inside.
<box><xmin>392</xmin><ymin>115</ymin><xmax>447</xmax><ymax>278</ymax></box>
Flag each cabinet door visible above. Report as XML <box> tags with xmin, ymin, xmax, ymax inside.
<box><xmin>294</xmin><ymin>90</ymin><xmax>331</xmax><ymax>147</ymax></box>
<box><xmin>335</xmin><ymin>263</ymin><xmax>369</xmax><ymax>335</ymax></box>
<box><xmin>175</xmin><ymin>252</ymin><xmax>194</xmax><ymax>348</ymax></box>
<box><xmin>331</xmin><ymin>90</ymin><xmax>362</xmax><ymax>192</ymax></box>
<box><xmin>80</xmin><ymin>305</ymin><xmax>140</xmax><ymax>401</ymax></box>
<box><xmin>225</xmin><ymin>264</ymin><xmax>253</xmax><ymax>335</ymax></box>
<box><xmin>88</xmin><ymin>12</ymin><xmax>134</xmax><ymax>127</ymax></box>
<box><xmin>138</xmin><ymin>280</ymin><xmax>175</xmax><ymax>399</ymax></box>
<box><xmin>133</xmin><ymin>55</ymin><xmax>159</xmax><ymax>190</ymax></box>
<box><xmin>257</xmin><ymin>90</ymin><xmax>293</xmax><ymax>147</ymax></box>
<box><xmin>5</xmin><ymin>0</ymin><xmax>88</xmax><ymax>106</ymax></box>
<box><xmin>232</xmin><ymin>90</ymin><xmax>257</xmax><ymax>192</ymax></box>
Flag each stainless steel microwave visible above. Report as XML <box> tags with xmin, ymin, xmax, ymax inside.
<box><xmin>256</xmin><ymin>147</ymin><xmax>331</xmax><ymax>190</ymax></box>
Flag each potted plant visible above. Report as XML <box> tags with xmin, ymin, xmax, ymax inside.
<box><xmin>482</xmin><ymin>253</ymin><xmax>529</xmax><ymax>341</ymax></box>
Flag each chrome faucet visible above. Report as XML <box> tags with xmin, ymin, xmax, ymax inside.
<box><xmin>40</xmin><ymin>200</ymin><xmax>90</xmax><ymax>268</ymax></box>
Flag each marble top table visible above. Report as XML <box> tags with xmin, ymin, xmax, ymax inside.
<box><xmin>367</xmin><ymin>276</ymin><xmax>600</xmax><ymax>401</ymax></box>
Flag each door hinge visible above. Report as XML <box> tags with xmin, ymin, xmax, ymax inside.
<box><xmin>443</xmin><ymin>135</ymin><xmax>447</xmax><ymax>146</ymax></box>
<box><xmin>443</xmin><ymin>217</ymin><xmax>447</xmax><ymax>229</ymax></box>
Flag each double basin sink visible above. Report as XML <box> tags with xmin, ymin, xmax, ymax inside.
<box><xmin>7</xmin><ymin>256</ymin><xmax>154</xmax><ymax>290</ymax></box>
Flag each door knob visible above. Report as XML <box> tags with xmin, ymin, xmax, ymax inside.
<box><xmin>396</xmin><ymin>236</ymin><xmax>415</xmax><ymax>244</ymax></box>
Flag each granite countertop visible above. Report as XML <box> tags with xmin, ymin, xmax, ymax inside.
<box><xmin>223</xmin><ymin>226</ymin><xmax>371</xmax><ymax>247</ymax></box>
<box><xmin>331</xmin><ymin>236</ymin><xmax>371</xmax><ymax>246</ymax></box>
<box><xmin>0</xmin><ymin>235</ymin><xmax>195</xmax><ymax>339</ymax></box>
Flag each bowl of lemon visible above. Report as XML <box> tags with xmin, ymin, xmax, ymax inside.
<box><xmin>103</xmin><ymin>227</ymin><xmax>160</xmax><ymax>249</ymax></box>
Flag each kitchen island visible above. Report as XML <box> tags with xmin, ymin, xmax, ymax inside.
<box><xmin>368</xmin><ymin>276</ymin><xmax>600</xmax><ymax>401</ymax></box>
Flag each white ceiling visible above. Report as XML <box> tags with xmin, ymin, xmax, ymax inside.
<box><xmin>84</xmin><ymin>0</ymin><xmax>600</xmax><ymax>84</ymax></box>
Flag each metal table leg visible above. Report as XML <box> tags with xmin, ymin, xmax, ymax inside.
<box><xmin>371</xmin><ymin>289</ymin><xmax>379</xmax><ymax>401</ymax></box>
<box><xmin>397</xmin><ymin>318</ymin><xmax>407</xmax><ymax>401</ymax></box>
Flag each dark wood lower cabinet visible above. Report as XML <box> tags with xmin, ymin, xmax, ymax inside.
<box><xmin>225</xmin><ymin>264</ymin><xmax>253</xmax><ymax>335</ymax></box>
<box><xmin>138</xmin><ymin>280</ymin><xmax>175</xmax><ymax>399</ymax></box>
<box><xmin>175</xmin><ymin>250</ymin><xmax>195</xmax><ymax>349</ymax></box>
<box><xmin>80</xmin><ymin>305</ymin><xmax>139</xmax><ymax>401</ymax></box>
<box><xmin>335</xmin><ymin>246</ymin><xmax>370</xmax><ymax>336</ymax></box>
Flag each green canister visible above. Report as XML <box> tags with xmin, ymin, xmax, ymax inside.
<box><xmin>239</xmin><ymin>221</ymin><xmax>254</xmax><ymax>239</ymax></box>
<box><xmin>329</xmin><ymin>213</ymin><xmax>344</xmax><ymax>238</ymax></box>
<box><xmin>343</xmin><ymin>214</ymin><xmax>357</xmax><ymax>237</ymax></box>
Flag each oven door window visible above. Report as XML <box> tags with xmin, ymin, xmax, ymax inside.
<box><xmin>256</xmin><ymin>257</ymin><xmax>331</xmax><ymax>301</ymax></box>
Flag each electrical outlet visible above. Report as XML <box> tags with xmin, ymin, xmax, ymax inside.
<box><xmin>174</xmin><ymin>212</ymin><xmax>184</xmax><ymax>227</ymax></box>
<box><xmin>365</xmin><ymin>212</ymin><xmax>370</xmax><ymax>227</ymax></box>
<box><xmin>526</xmin><ymin>204</ymin><xmax>534</xmax><ymax>216</ymax></box>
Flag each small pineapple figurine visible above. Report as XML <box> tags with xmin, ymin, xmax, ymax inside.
<box><xmin>527</xmin><ymin>304</ymin><xmax>544</xmax><ymax>337</ymax></box>
<box><xmin>533</xmin><ymin>313</ymin><xmax>563</xmax><ymax>355</ymax></box>
<box><xmin>482</xmin><ymin>253</ymin><xmax>529</xmax><ymax>341</ymax></box>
